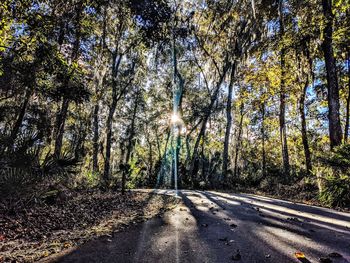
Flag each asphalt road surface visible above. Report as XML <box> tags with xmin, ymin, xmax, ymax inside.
<box><xmin>50</xmin><ymin>190</ymin><xmax>350</xmax><ymax>263</ymax></box>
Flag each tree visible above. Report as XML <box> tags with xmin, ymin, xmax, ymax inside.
<box><xmin>321</xmin><ymin>0</ymin><xmax>342</xmax><ymax>148</ymax></box>
<box><xmin>278</xmin><ymin>0</ymin><xmax>290</xmax><ymax>176</ymax></box>
<box><xmin>1</xmin><ymin>0</ymin><xmax>350</xmax><ymax>208</ymax></box>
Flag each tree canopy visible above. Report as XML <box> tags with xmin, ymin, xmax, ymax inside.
<box><xmin>0</xmin><ymin>0</ymin><xmax>349</xmax><ymax>207</ymax></box>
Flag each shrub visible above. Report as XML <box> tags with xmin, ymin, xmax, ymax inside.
<box><xmin>316</xmin><ymin>144</ymin><xmax>350</xmax><ymax>208</ymax></box>
<box><xmin>319</xmin><ymin>175</ymin><xmax>350</xmax><ymax>207</ymax></box>
<box><xmin>0</xmin><ymin>131</ymin><xmax>80</xmax><ymax>200</ymax></box>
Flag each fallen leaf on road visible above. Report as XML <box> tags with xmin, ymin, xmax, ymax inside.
<box><xmin>231</xmin><ymin>250</ymin><xmax>241</xmax><ymax>261</ymax></box>
<box><xmin>295</xmin><ymin>252</ymin><xmax>312</xmax><ymax>263</ymax></box>
<box><xmin>295</xmin><ymin>252</ymin><xmax>305</xmax><ymax>259</ymax></box>
<box><xmin>0</xmin><ymin>235</ymin><xmax>5</xmax><ymax>241</ymax></box>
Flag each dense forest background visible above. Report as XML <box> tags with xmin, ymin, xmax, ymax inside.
<box><xmin>0</xmin><ymin>0</ymin><xmax>349</xmax><ymax>207</ymax></box>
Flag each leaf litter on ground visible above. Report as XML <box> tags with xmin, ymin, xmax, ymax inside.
<box><xmin>0</xmin><ymin>191</ymin><xmax>179</xmax><ymax>262</ymax></box>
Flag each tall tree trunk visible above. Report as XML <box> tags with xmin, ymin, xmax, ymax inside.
<box><xmin>9</xmin><ymin>56</ymin><xmax>39</xmax><ymax>145</ymax></box>
<box><xmin>200</xmin><ymin>134</ymin><xmax>205</xmax><ymax>182</ymax></box>
<box><xmin>321</xmin><ymin>0</ymin><xmax>342</xmax><ymax>148</ymax></box>
<box><xmin>10</xmin><ymin>87</ymin><xmax>32</xmax><ymax>144</ymax></box>
<box><xmin>54</xmin><ymin>2</ymin><xmax>83</xmax><ymax>157</ymax></box>
<box><xmin>297</xmin><ymin>45</ymin><xmax>313</xmax><ymax>174</ymax></box>
<box><xmin>147</xmin><ymin>136</ymin><xmax>153</xmax><ymax>186</ymax></box>
<box><xmin>54</xmin><ymin>97</ymin><xmax>69</xmax><ymax>156</ymax></box>
<box><xmin>92</xmin><ymin>102</ymin><xmax>99</xmax><ymax>173</ymax></box>
<box><xmin>190</xmin><ymin>122</ymin><xmax>206</xmax><ymax>187</ymax></box>
<box><xmin>103</xmin><ymin>99</ymin><xmax>117</xmax><ymax>185</ymax></box>
<box><xmin>184</xmin><ymin>120</ymin><xmax>201</xmax><ymax>185</ymax></box>
<box><xmin>261</xmin><ymin>101</ymin><xmax>266</xmax><ymax>178</ymax></box>
<box><xmin>299</xmin><ymin>77</ymin><xmax>312</xmax><ymax>174</ymax></box>
<box><xmin>189</xmin><ymin>62</ymin><xmax>231</xmax><ymax>183</ymax></box>
<box><xmin>233</xmin><ymin>103</ymin><xmax>244</xmax><ymax>178</ymax></box>
<box><xmin>122</xmin><ymin>89</ymin><xmax>140</xmax><ymax>194</ymax></box>
<box><xmin>344</xmin><ymin>49</ymin><xmax>350</xmax><ymax>143</ymax></box>
<box><xmin>278</xmin><ymin>0</ymin><xmax>290</xmax><ymax>176</ymax></box>
<box><xmin>171</xmin><ymin>33</ymin><xmax>184</xmax><ymax>190</ymax></box>
<box><xmin>279</xmin><ymin>55</ymin><xmax>290</xmax><ymax>176</ymax></box>
<box><xmin>155</xmin><ymin>128</ymin><xmax>162</xmax><ymax>160</ymax></box>
<box><xmin>92</xmin><ymin>9</ymin><xmax>107</xmax><ymax>174</ymax></box>
<box><xmin>103</xmin><ymin>53</ymin><xmax>122</xmax><ymax>185</ymax></box>
<box><xmin>222</xmin><ymin>63</ymin><xmax>236</xmax><ymax>184</ymax></box>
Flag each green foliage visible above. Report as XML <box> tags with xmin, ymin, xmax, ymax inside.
<box><xmin>316</xmin><ymin>144</ymin><xmax>350</xmax><ymax>207</ymax></box>
<box><xmin>319</xmin><ymin>144</ymin><xmax>350</xmax><ymax>171</ymax></box>
<box><xmin>0</xmin><ymin>0</ymin><xmax>349</xmax><ymax>208</ymax></box>
<box><xmin>127</xmin><ymin>158</ymin><xmax>146</xmax><ymax>189</ymax></box>
<box><xmin>0</xmin><ymin>131</ymin><xmax>80</xmax><ymax>199</ymax></box>
<box><xmin>78</xmin><ymin>171</ymin><xmax>100</xmax><ymax>189</ymax></box>
<box><xmin>319</xmin><ymin>175</ymin><xmax>350</xmax><ymax>207</ymax></box>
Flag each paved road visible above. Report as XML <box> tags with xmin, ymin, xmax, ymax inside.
<box><xmin>52</xmin><ymin>190</ymin><xmax>350</xmax><ymax>263</ymax></box>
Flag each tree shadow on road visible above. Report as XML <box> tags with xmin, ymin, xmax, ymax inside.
<box><xmin>198</xmin><ymin>191</ymin><xmax>350</xmax><ymax>263</ymax></box>
<box><xmin>48</xmin><ymin>190</ymin><xmax>350</xmax><ymax>263</ymax></box>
